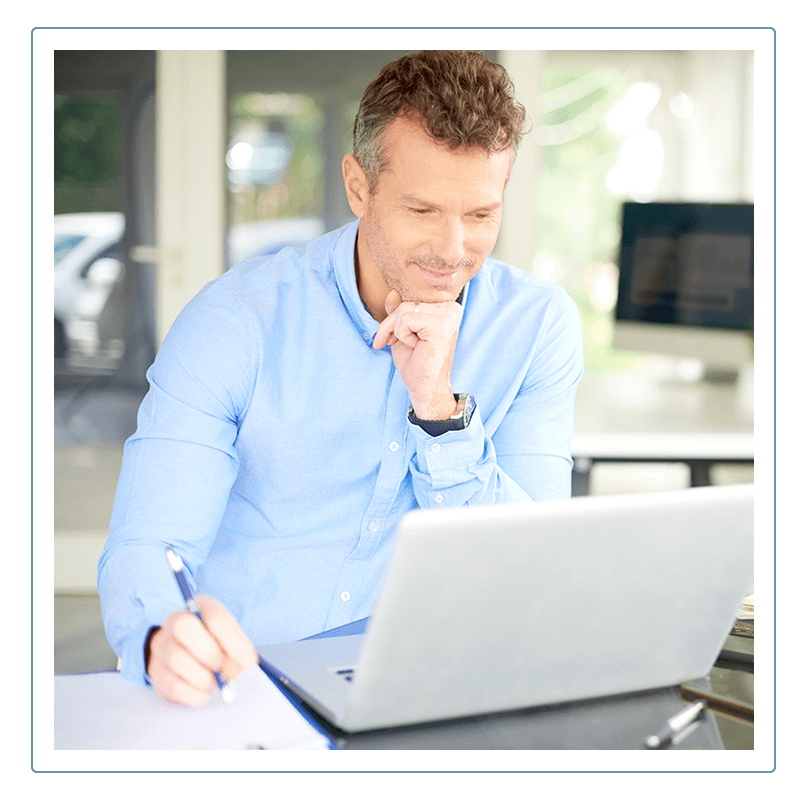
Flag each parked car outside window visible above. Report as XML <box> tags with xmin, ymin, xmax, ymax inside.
<box><xmin>55</xmin><ymin>212</ymin><xmax>326</xmax><ymax>373</ymax></box>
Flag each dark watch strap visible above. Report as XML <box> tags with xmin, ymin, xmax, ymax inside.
<box><xmin>408</xmin><ymin>394</ymin><xmax>476</xmax><ymax>437</ymax></box>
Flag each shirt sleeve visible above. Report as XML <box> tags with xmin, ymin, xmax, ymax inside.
<box><xmin>97</xmin><ymin>280</ymin><xmax>253</xmax><ymax>686</ymax></box>
<box><xmin>407</xmin><ymin>287</ymin><xmax>584</xmax><ymax>506</ymax></box>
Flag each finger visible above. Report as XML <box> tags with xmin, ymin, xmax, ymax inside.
<box><xmin>384</xmin><ymin>289</ymin><xmax>402</xmax><ymax>316</ymax></box>
<box><xmin>393</xmin><ymin>316</ymin><xmax>422</xmax><ymax>350</ymax></box>
<box><xmin>390</xmin><ymin>302</ymin><xmax>431</xmax><ymax>349</ymax></box>
<box><xmin>147</xmin><ymin>626</ymin><xmax>217</xmax><ymax>707</ymax></box>
<box><xmin>151</xmin><ymin>660</ymin><xmax>216</xmax><ymax>707</ymax></box>
<box><xmin>373</xmin><ymin>308</ymin><xmax>402</xmax><ymax>350</ymax></box>
<box><xmin>160</xmin><ymin>638</ymin><xmax>218</xmax><ymax>694</ymax></box>
<box><xmin>168</xmin><ymin>609</ymin><xmax>226</xmax><ymax>674</ymax></box>
<box><xmin>196</xmin><ymin>596</ymin><xmax>257</xmax><ymax>680</ymax></box>
<box><xmin>400</xmin><ymin>301</ymin><xmax>463</xmax><ymax>344</ymax></box>
<box><xmin>375</xmin><ymin>319</ymin><xmax>416</xmax><ymax>353</ymax></box>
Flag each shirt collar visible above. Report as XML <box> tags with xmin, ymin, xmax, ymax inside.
<box><xmin>332</xmin><ymin>219</ymin><xmax>379</xmax><ymax>346</ymax></box>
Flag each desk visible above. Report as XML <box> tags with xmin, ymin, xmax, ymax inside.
<box><xmin>571</xmin><ymin>370</ymin><xmax>754</xmax><ymax>496</ymax></box>
<box><xmin>571</xmin><ymin>431</ymin><xmax>755</xmax><ymax>494</ymax></box>
<box><xmin>52</xmin><ymin>616</ymin><xmax>727</xmax><ymax>751</ymax></box>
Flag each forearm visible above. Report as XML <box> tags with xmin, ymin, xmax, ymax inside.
<box><xmin>98</xmin><ymin>539</ymin><xmax>187</xmax><ymax>685</ymax></box>
<box><xmin>98</xmin><ymin>436</ymin><xmax>240</xmax><ymax>684</ymax></box>
<box><xmin>408</xmin><ymin>404</ymin><xmax>574</xmax><ymax>507</ymax></box>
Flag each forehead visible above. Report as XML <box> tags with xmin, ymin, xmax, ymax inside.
<box><xmin>378</xmin><ymin>117</ymin><xmax>512</xmax><ymax>197</ymax></box>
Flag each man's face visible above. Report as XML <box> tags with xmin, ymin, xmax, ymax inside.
<box><xmin>356</xmin><ymin>117</ymin><xmax>512</xmax><ymax>311</ymax></box>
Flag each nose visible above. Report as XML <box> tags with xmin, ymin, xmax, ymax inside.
<box><xmin>432</xmin><ymin>218</ymin><xmax>466</xmax><ymax>267</ymax></box>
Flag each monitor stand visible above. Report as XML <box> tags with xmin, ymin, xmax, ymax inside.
<box><xmin>701</xmin><ymin>365</ymin><xmax>741</xmax><ymax>384</ymax></box>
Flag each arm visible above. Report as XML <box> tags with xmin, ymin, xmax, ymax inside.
<box><xmin>374</xmin><ymin>287</ymin><xmax>583</xmax><ymax>506</ymax></box>
<box><xmin>98</xmin><ymin>280</ymin><xmax>256</xmax><ymax>692</ymax></box>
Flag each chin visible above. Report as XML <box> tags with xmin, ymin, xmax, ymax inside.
<box><xmin>419</xmin><ymin>287</ymin><xmax>462</xmax><ymax>304</ymax></box>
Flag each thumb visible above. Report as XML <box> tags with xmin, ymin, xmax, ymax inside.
<box><xmin>384</xmin><ymin>289</ymin><xmax>402</xmax><ymax>316</ymax></box>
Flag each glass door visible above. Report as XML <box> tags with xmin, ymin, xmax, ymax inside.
<box><xmin>54</xmin><ymin>53</ymin><xmax>156</xmax><ymax>670</ymax></box>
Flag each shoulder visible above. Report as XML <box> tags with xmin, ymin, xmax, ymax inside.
<box><xmin>470</xmin><ymin>259</ymin><xmax>584</xmax><ymax>388</ymax></box>
<box><xmin>468</xmin><ymin>257</ymin><xmax>578</xmax><ymax>319</ymax></box>
<box><xmin>464</xmin><ymin>258</ymin><xmax>583</xmax><ymax>372</ymax></box>
<box><xmin>216</xmin><ymin>224</ymin><xmax>351</xmax><ymax>301</ymax></box>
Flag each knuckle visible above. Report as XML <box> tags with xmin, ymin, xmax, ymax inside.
<box><xmin>171</xmin><ymin>611</ymin><xmax>201</xmax><ymax>643</ymax></box>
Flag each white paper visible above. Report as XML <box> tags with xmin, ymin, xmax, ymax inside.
<box><xmin>737</xmin><ymin>591</ymin><xmax>755</xmax><ymax>620</ymax></box>
<box><xmin>54</xmin><ymin>666</ymin><xmax>332</xmax><ymax>750</ymax></box>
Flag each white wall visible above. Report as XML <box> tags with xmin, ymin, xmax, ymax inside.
<box><xmin>495</xmin><ymin>50</ymin><xmax>544</xmax><ymax>271</ymax></box>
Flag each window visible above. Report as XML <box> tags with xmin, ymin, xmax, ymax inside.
<box><xmin>532</xmin><ymin>51</ymin><xmax>752</xmax><ymax>373</ymax></box>
<box><xmin>226</xmin><ymin>91</ymin><xmax>326</xmax><ymax>267</ymax></box>
<box><xmin>54</xmin><ymin>93</ymin><xmax>126</xmax><ymax>375</ymax></box>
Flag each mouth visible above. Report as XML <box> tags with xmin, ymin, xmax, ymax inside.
<box><xmin>415</xmin><ymin>263</ymin><xmax>461</xmax><ymax>288</ymax></box>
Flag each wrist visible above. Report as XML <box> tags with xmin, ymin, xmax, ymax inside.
<box><xmin>144</xmin><ymin>625</ymin><xmax>161</xmax><ymax>675</ymax></box>
<box><xmin>409</xmin><ymin>393</ymin><xmax>475</xmax><ymax>436</ymax></box>
<box><xmin>409</xmin><ymin>393</ymin><xmax>458</xmax><ymax>422</ymax></box>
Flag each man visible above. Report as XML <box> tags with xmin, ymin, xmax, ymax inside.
<box><xmin>98</xmin><ymin>50</ymin><xmax>584</xmax><ymax>707</ymax></box>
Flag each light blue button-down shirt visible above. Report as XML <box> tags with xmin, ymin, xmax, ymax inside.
<box><xmin>98</xmin><ymin>220</ymin><xmax>584</xmax><ymax>686</ymax></box>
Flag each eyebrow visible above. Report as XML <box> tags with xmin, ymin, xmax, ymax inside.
<box><xmin>398</xmin><ymin>195</ymin><xmax>502</xmax><ymax>214</ymax></box>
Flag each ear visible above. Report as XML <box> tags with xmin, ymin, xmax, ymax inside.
<box><xmin>342</xmin><ymin>154</ymin><xmax>370</xmax><ymax>218</ymax></box>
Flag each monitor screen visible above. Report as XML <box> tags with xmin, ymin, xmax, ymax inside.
<box><xmin>614</xmin><ymin>202</ymin><xmax>754</xmax><ymax>332</ymax></box>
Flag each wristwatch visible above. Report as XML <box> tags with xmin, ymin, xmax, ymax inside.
<box><xmin>408</xmin><ymin>393</ymin><xmax>476</xmax><ymax>437</ymax></box>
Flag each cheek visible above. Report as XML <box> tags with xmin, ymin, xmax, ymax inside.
<box><xmin>470</xmin><ymin>227</ymin><xmax>500</xmax><ymax>258</ymax></box>
<box><xmin>395</xmin><ymin>232</ymin><xmax>431</xmax><ymax>264</ymax></box>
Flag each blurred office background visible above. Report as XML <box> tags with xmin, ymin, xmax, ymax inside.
<box><xmin>53</xmin><ymin>49</ymin><xmax>755</xmax><ymax>744</ymax></box>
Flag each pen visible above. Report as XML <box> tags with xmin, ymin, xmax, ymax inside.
<box><xmin>258</xmin><ymin>655</ymin><xmax>342</xmax><ymax>750</ymax></box>
<box><xmin>165</xmin><ymin>547</ymin><xmax>237</xmax><ymax>703</ymax></box>
<box><xmin>644</xmin><ymin>700</ymin><xmax>706</xmax><ymax>749</ymax></box>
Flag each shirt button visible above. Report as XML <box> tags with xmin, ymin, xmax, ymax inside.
<box><xmin>435</xmin><ymin>493</ymin><xmax>444</xmax><ymax>503</ymax></box>
<box><xmin>389</xmin><ymin>441</ymin><xmax>399</xmax><ymax>451</ymax></box>
<box><xmin>362</xmin><ymin>332</ymin><xmax>370</xmax><ymax>340</ymax></box>
<box><xmin>431</xmin><ymin>443</ymin><xmax>441</xmax><ymax>453</ymax></box>
<box><xmin>340</xmin><ymin>591</ymin><xmax>351</xmax><ymax>602</ymax></box>
<box><xmin>368</xmin><ymin>521</ymin><xmax>378</xmax><ymax>532</ymax></box>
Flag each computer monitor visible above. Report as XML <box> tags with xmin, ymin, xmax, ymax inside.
<box><xmin>611</xmin><ymin>201</ymin><xmax>754</xmax><ymax>381</ymax></box>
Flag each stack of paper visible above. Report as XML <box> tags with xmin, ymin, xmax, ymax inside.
<box><xmin>737</xmin><ymin>591</ymin><xmax>754</xmax><ymax>621</ymax></box>
<box><xmin>55</xmin><ymin>665</ymin><xmax>333</xmax><ymax>750</ymax></box>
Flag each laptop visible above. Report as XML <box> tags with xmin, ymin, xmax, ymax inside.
<box><xmin>257</xmin><ymin>483</ymin><xmax>754</xmax><ymax>733</ymax></box>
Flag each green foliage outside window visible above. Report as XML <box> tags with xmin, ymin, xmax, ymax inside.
<box><xmin>54</xmin><ymin>94</ymin><xmax>121</xmax><ymax>214</ymax></box>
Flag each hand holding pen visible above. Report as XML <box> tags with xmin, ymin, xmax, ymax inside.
<box><xmin>143</xmin><ymin>548</ymin><xmax>257</xmax><ymax>707</ymax></box>
<box><xmin>166</xmin><ymin>547</ymin><xmax>238</xmax><ymax>703</ymax></box>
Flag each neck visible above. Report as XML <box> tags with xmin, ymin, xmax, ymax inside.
<box><xmin>354</xmin><ymin>233</ymin><xmax>390</xmax><ymax>322</ymax></box>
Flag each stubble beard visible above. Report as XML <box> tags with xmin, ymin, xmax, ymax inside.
<box><xmin>362</xmin><ymin>208</ymin><xmax>478</xmax><ymax>303</ymax></box>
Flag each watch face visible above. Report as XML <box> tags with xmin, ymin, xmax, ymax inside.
<box><xmin>463</xmin><ymin>394</ymin><xmax>476</xmax><ymax>426</ymax></box>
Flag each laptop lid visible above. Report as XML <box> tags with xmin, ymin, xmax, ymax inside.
<box><xmin>259</xmin><ymin>483</ymin><xmax>754</xmax><ymax>733</ymax></box>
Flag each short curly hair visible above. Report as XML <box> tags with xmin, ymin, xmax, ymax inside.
<box><xmin>353</xmin><ymin>50</ymin><xmax>527</xmax><ymax>192</ymax></box>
